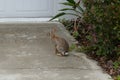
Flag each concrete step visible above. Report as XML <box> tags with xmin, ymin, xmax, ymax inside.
<box><xmin>0</xmin><ymin>22</ymin><xmax>112</xmax><ymax>80</ymax></box>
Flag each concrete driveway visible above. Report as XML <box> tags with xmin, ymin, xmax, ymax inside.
<box><xmin>0</xmin><ymin>22</ymin><xmax>112</xmax><ymax>80</ymax></box>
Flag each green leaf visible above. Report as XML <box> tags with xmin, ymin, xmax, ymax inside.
<box><xmin>49</xmin><ymin>12</ymin><xmax>66</xmax><ymax>21</ymax></box>
<box><xmin>67</xmin><ymin>0</ymin><xmax>76</xmax><ymax>4</ymax></box>
<box><xmin>77</xmin><ymin>6</ymin><xmax>84</xmax><ymax>12</ymax></box>
<box><xmin>59</xmin><ymin>8</ymin><xmax>75</xmax><ymax>11</ymax></box>
<box><xmin>86</xmin><ymin>35</ymin><xmax>92</xmax><ymax>40</ymax></box>
<box><xmin>113</xmin><ymin>61</ymin><xmax>120</xmax><ymax>70</ymax></box>
<box><xmin>73</xmin><ymin>31</ymin><xmax>79</xmax><ymax>38</ymax></box>
<box><xmin>66</xmin><ymin>13</ymin><xmax>80</xmax><ymax>17</ymax></box>
<box><xmin>60</xmin><ymin>2</ymin><xmax>75</xmax><ymax>7</ymax></box>
<box><xmin>59</xmin><ymin>8</ymin><xmax>82</xmax><ymax>14</ymax></box>
<box><xmin>69</xmin><ymin>44</ymin><xmax>76</xmax><ymax>51</ymax></box>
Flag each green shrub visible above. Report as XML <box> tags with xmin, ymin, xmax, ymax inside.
<box><xmin>83</xmin><ymin>0</ymin><xmax>120</xmax><ymax>57</ymax></box>
<box><xmin>116</xmin><ymin>75</ymin><xmax>120</xmax><ymax>80</ymax></box>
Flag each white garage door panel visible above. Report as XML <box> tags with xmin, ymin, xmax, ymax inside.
<box><xmin>16</xmin><ymin>0</ymin><xmax>48</xmax><ymax>11</ymax></box>
<box><xmin>0</xmin><ymin>0</ymin><xmax>5</xmax><ymax>11</ymax></box>
<box><xmin>0</xmin><ymin>0</ymin><xmax>53</xmax><ymax>17</ymax></box>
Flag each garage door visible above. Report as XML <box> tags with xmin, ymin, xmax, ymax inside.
<box><xmin>0</xmin><ymin>0</ymin><xmax>53</xmax><ymax>17</ymax></box>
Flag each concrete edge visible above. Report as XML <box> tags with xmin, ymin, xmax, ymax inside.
<box><xmin>0</xmin><ymin>21</ymin><xmax>58</xmax><ymax>25</ymax></box>
<box><xmin>0</xmin><ymin>18</ymin><xmax>58</xmax><ymax>23</ymax></box>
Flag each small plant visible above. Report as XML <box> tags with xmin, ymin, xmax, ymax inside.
<box><xmin>51</xmin><ymin>0</ymin><xmax>85</xmax><ymax>40</ymax></box>
<box><xmin>69</xmin><ymin>44</ymin><xmax>77</xmax><ymax>51</ymax></box>
<box><xmin>73</xmin><ymin>31</ymin><xmax>79</xmax><ymax>38</ymax></box>
<box><xmin>50</xmin><ymin>0</ymin><xmax>84</xmax><ymax>21</ymax></box>
<box><xmin>113</xmin><ymin>61</ymin><xmax>120</xmax><ymax>70</ymax></box>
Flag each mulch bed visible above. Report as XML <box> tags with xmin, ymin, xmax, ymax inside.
<box><xmin>86</xmin><ymin>52</ymin><xmax>120</xmax><ymax>80</ymax></box>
